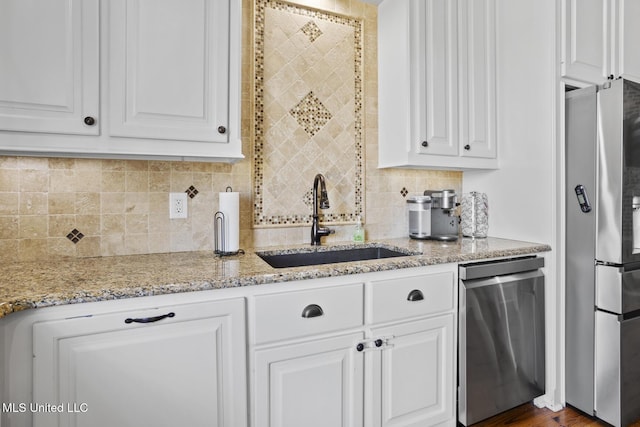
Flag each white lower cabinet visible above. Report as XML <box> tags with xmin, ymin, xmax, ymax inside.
<box><xmin>368</xmin><ymin>271</ymin><xmax>456</xmax><ymax>427</ymax></box>
<box><xmin>32</xmin><ymin>297</ymin><xmax>247</xmax><ymax>427</ymax></box>
<box><xmin>0</xmin><ymin>265</ymin><xmax>457</xmax><ymax>427</ymax></box>
<box><xmin>250</xmin><ymin>267</ymin><xmax>457</xmax><ymax>427</ymax></box>
<box><xmin>252</xmin><ymin>283</ymin><xmax>366</xmax><ymax>427</ymax></box>
<box><xmin>370</xmin><ymin>315</ymin><xmax>455</xmax><ymax>427</ymax></box>
<box><xmin>254</xmin><ymin>333</ymin><xmax>365</xmax><ymax>427</ymax></box>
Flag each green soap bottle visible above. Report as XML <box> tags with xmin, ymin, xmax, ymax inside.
<box><xmin>353</xmin><ymin>216</ymin><xmax>365</xmax><ymax>243</ymax></box>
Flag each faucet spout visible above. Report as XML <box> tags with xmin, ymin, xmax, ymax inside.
<box><xmin>311</xmin><ymin>174</ymin><xmax>333</xmax><ymax>245</ymax></box>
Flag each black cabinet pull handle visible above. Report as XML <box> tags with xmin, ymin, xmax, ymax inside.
<box><xmin>407</xmin><ymin>289</ymin><xmax>424</xmax><ymax>301</ymax></box>
<box><xmin>217</xmin><ymin>126</ymin><xmax>227</xmax><ymax>134</ymax></box>
<box><xmin>356</xmin><ymin>343</ymin><xmax>365</xmax><ymax>352</ymax></box>
<box><xmin>84</xmin><ymin>116</ymin><xmax>96</xmax><ymax>126</ymax></box>
<box><xmin>421</xmin><ymin>141</ymin><xmax>429</xmax><ymax>147</ymax></box>
<box><xmin>375</xmin><ymin>339</ymin><xmax>383</xmax><ymax>347</ymax></box>
<box><xmin>464</xmin><ymin>144</ymin><xmax>471</xmax><ymax>151</ymax></box>
<box><xmin>301</xmin><ymin>304</ymin><xmax>324</xmax><ymax>318</ymax></box>
<box><xmin>125</xmin><ymin>312</ymin><xmax>175</xmax><ymax>324</ymax></box>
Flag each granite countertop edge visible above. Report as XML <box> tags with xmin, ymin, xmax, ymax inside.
<box><xmin>0</xmin><ymin>237</ymin><xmax>551</xmax><ymax>319</ymax></box>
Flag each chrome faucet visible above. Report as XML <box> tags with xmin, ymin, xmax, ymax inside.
<box><xmin>311</xmin><ymin>173</ymin><xmax>333</xmax><ymax>245</ymax></box>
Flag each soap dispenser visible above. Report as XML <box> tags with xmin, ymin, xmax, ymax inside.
<box><xmin>353</xmin><ymin>216</ymin><xmax>365</xmax><ymax>243</ymax></box>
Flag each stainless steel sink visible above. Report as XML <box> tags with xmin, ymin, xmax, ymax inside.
<box><xmin>257</xmin><ymin>245</ymin><xmax>414</xmax><ymax>269</ymax></box>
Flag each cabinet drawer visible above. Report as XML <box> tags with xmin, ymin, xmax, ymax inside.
<box><xmin>254</xmin><ymin>283</ymin><xmax>364</xmax><ymax>344</ymax></box>
<box><xmin>370</xmin><ymin>272</ymin><xmax>454</xmax><ymax>324</ymax></box>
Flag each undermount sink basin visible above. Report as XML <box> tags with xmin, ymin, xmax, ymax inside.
<box><xmin>257</xmin><ymin>245</ymin><xmax>414</xmax><ymax>269</ymax></box>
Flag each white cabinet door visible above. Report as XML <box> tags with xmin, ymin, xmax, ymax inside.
<box><xmin>458</xmin><ymin>0</ymin><xmax>497</xmax><ymax>160</ymax></box>
<box><xmin>33</xmin><ymin>298</ymin><xmax>247</xmax><ymax>427</ymax></box>
<box><xmin>379</xmin><ymin>0</ymin><xmax>497</xmax><ymax>170</ymax></box>
<box><xmin>0</xmin><ymin>0</ymin><xmax>99</xmax><ymax>135</ymax></box>
<box><xmin>253</xmin><ymin>333</ymin><xmax>365</xmax><ymax>427</ymax></box>
<box><xmin>370</xmin><ymin>315</ymin><xmax>455</xmax><ymax>427</ymax></box>
<box><xmin>563</xmin><ymin>0</ymin><xmax>640</xmax><ymax>85</ymax></box>
<box><xmin>109</xmin><ymin>0</ymin><xmax>230</xmax><ymax>143</ymax></box>
<box><xmin>617</xmin><ymin>0</ymin><xmax>640</xmax><ymax>83</ymax></box>
<box><xmin>413</xmin><ymin>0</ymin><xmax>459</xmax><ymax>157</ymax></box>
<box><xmin>562</xmin><ymin>0</ymin><xmax>612</xmax><ymax>83</ymax></box>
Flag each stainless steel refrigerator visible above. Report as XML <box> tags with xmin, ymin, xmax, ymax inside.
<box><xmin>566</xmin><ymin>78</ymin><xmax>640</xmax><ymax>427</ymax></box>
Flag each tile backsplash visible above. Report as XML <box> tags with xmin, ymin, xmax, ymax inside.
<box><xmin>253</xmin><ymin>0</ymin><xmax>364</xmax><ymax>226</ymax></box>
<box><xmin>0</xmin><ymin>0</ymin><xmax>461</xmax><ymax>263</ymax></box>
<box><xmin>0</xmin><ymin>156</ymin><xmax>250</xmax><ymax>262</ymax></box>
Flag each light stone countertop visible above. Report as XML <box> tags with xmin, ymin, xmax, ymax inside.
<box><xmin>0</xmin><ymin>237</ymin><xmax>551</xmax><ymax>319</ymax></box>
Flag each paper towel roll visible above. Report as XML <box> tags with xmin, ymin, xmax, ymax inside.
<box><xmin>219</xmin><ymin>191</ymin><xmax>239</xmax><ymax>252</ymax></box>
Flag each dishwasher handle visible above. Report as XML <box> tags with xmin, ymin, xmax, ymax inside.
<box><xmin>460</xmin><ymin>256</ymin><xmax>544</xmax><ymax>280</ymax></box>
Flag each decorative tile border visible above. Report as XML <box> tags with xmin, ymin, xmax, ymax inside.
<box><xmin>253</xmin><ymin>0</ymin><xmax>364</xmax><ymax>227</ymax></box>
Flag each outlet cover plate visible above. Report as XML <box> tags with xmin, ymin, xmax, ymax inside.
<box><xmin>169</xmin><ymin>192</ymin><xmax>188</xmax><ymax>219</ymax></box>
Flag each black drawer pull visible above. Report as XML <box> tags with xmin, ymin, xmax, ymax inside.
<box><xmin>301</xmin><ymin>304</ymin><xmax>324</xmax><ymax>318</ymax></box>
<box><xmin>407</xmin><ymin>289</ymin><xmax>424</xmax><ymax>301</ymax></box>
<box><xmin>125</xmin><ymin>312</ymin><xmax>175</xmax><ymax>324</ymax></box>
<box><xmin>356</xmin><ymin>343</ymin><xmax>365</xmax><ymax>352</ymax></box>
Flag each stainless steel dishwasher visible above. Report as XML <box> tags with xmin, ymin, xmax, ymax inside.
<box><xmin>458</xmin><ymin>256</ymin><xmax>545</xmax><ymax>426</ymax></box>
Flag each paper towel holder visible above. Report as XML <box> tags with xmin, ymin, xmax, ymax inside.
<box><xmin>214</xmin><ymin>187</ymin><xmax>243</xmax><ymax>256</ymax></box>
<box><xmin>214</xmin><ymin>211</ymin><xmax>242</xmax><ymax>256</ymax></box>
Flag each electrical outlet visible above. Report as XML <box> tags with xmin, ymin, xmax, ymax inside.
<box><xmin>169</xmin><ymin>193</ymin><xmax>188</xmax><ymax>219</ymax></box>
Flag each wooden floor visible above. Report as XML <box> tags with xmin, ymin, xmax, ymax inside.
<box><xmin>473</xmin><ymin>402</ymin><xmax>640</xmax><ymax>427</ymax></box>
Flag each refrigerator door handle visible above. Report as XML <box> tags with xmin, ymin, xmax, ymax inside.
<box><xmin>595</xmin><ymin>260</ymin><xmax>623</xmax><ymax>268</ymax></box>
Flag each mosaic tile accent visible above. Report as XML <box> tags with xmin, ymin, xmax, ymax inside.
<box><xmin>253</xmin><ymin>0</ymin><xmax>364</xmax><ymax>227</ymax></box>
<box><xmin>66</xmin><ymin>229</ymin><xmax>84</xmax><ymax>244</ymax></box>
<box><xmin>186</xmin><ymin>185</ymin><xmax>199</xmax><ymax>199</ymax></box>
<box><xmin>290</xmin><ymin>91</ymin><xmax>333</xmax><ymax>137</ymax></box>
<box><xmin>301</xmin><ymin>20</ymin><xmax>323</xmax><ymax>42</ymax></box>
<box><xmin>401</xmin><ymin>187</ymin><xmax>409</xmax><ymax>197</ymax></box>
<box><xmin>303</xmin><ymin>189</ymin><xmax>314</xmax><ymax>207</ymax></box>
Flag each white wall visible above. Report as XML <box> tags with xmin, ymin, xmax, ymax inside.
<box><xmin>463</xmin><ymin>0</ymin><xmax>562</xmax><ymax>410</ymax></box>
<box><xmin>464</xmin><ymin>0</ymin><xmax>556</xmax><ymax>245</ymax></box>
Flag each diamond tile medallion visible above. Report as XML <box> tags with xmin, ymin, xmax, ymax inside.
<box><xmin>253</xmin><ymin>0</ymin><xmax>364</xmax><ymax>226</ymax></box>
<box><xmin>301</xmin><ymin>20</ymin><xmax>323</xmax><ymax>42</ymax></box>
<box><xmin>290</xmin><ymin>91</ymin><xmax>333</xmax><ymax>137</ymax></box>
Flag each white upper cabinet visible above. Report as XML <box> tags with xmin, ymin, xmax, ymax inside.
<box><xmin>458</xmin><ymin>0</ymin><xmax>497</xmax><ymax>161</ymax></box>
<box><xmin>379</xmin><ymin>0</ymin><xmax>497</xmax><ymax>170</ymax></box>
<box><xmin>109</xmin><ymin>0</ymin><xmax>230</xmax><ymax>143</ymax></box>
<box><xmin>616</xmin><ymin>0</ymin><xmax>640</xmax><ymax>83</ymax></box>
<box><xmin>561</xmin><ymin>0</ymin><xmax>612</xmax><ymax>83</ymax></box>
<box><xmin>0</xmin><ymin>0</ymin><xmax>242</xmax><ymax>162</ymax></box>
<box><xmin>412</xmin><ymin>0</ymin><xmax>459</xmax><ymax>158</ymax></box>
<box><xmin>562</xmin><ymin>0</ymin><xmax>640</xmax><ymax>84</ymax></box>
<box><xmin>0</xmin><ymin>0</ymin><xmax>99</xmax><ymax>135</ymax></box>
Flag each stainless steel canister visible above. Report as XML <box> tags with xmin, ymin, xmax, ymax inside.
<box><xmin>407</xmin><ymin>195</ymin><xmax>431</xmax><ymax>239</ymax></box>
